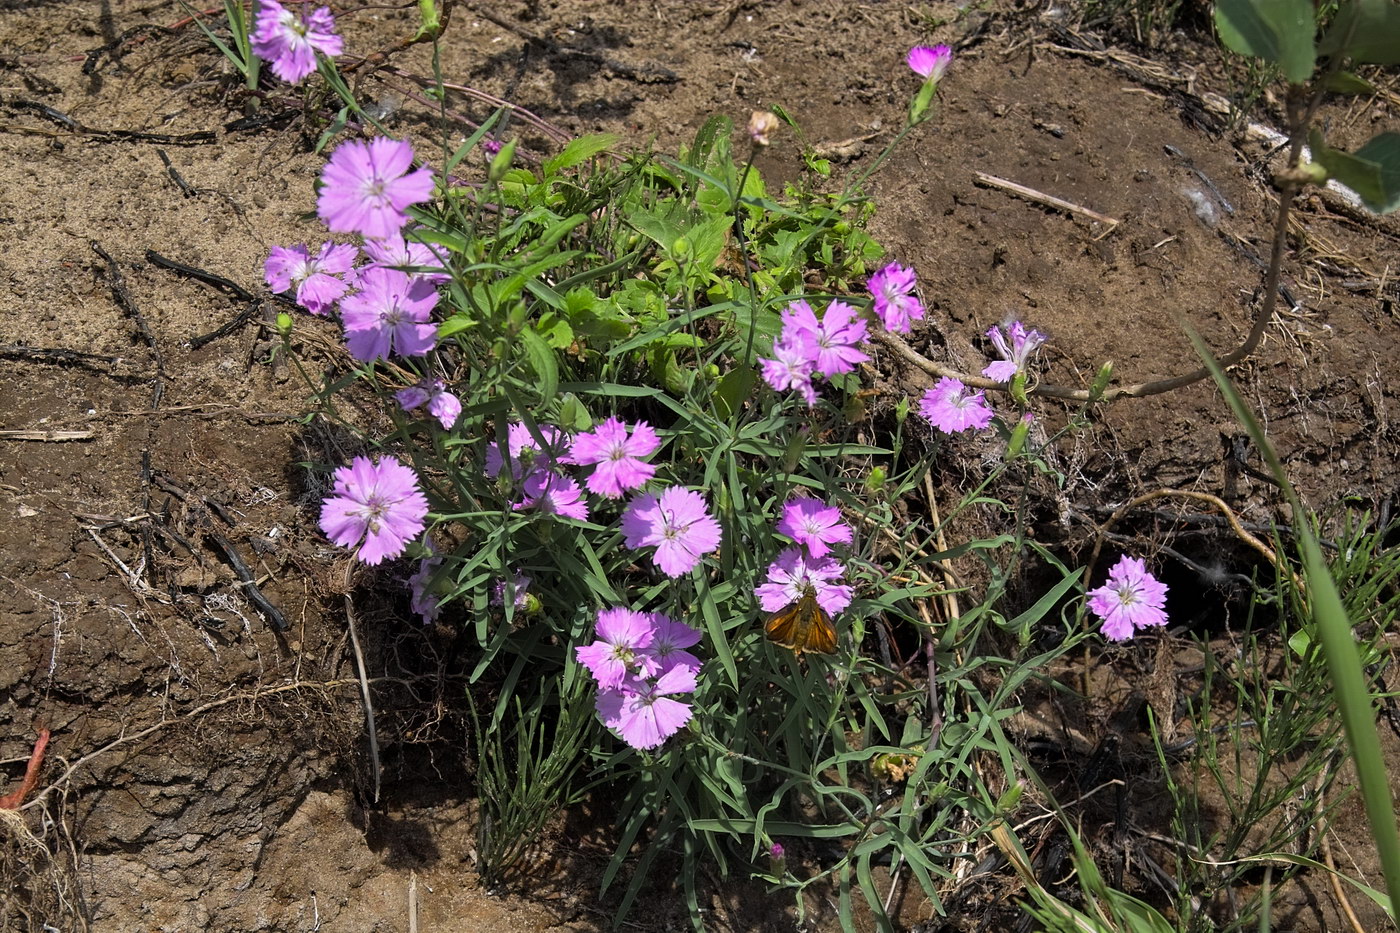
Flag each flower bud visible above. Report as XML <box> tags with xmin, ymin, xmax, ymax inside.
<box><xmin>747</xmin><ymin>110</ymin><xmax>780</xmax><ymax>147</ymax></box>
<box><xmin>487</xmin><ymin>139</ymin><xmax>516</xmax><ymax>182</ymax></box>
<box><xmin>1088</xmin><ymin>362</ymin><xmax>1114</xmax><ymax>403</ymax></box>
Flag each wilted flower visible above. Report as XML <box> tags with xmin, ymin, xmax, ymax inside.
<box><xmin>408</xmin><ymin>552</ymin><xmax>443</xmax><ymax>623</ymax></box>
<box><xmin>982</xmin><ymin>320</ymin><xmax>1047</xmax><ymax>383</ymax></box>
<box><xmin>748</xmin><ymin>110</ymin><xmax>781</xmax><ymax>147</ymax></box>
<box><xmin>395</xmin><ymin>379</ymin><xmax>461</xmax><ymax>430</ymax></box>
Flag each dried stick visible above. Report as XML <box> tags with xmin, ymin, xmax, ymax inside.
<box><xmin>973</xmin><ymin>171</ymin><xmax>1120</xmax><ymax>230</ymax></box>
<box><xmin>1318</xmin><ymin>766</ymin><xmax>1368</xmax><ymax>933</ymax></box>
<box><xmin>1085</xmin><ymin>488</ymin><xmax>1302</xmax><ymax>595</ymax></box>
<box><xmin>921</xmin><ymin>473</ymin><xmax>960</xmax><ymax>748</ymax></box>
<box><xmin>344</xmin><ymin>564</ymin><xmax>382</xmax><ymax>804</ymax></box>
<box><xmin>0</xmin><ymin>430</ymin><xmax>94</xmax><ymax>442</ymax></box>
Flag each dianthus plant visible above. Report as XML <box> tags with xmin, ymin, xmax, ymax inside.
<box><xmin>262</xmin><ymin>22</ymin><xmax>1093</xmax><ymax>929</ymax></box>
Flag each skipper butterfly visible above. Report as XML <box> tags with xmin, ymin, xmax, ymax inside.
<box><xmin>764</xmin><ymin>589</ymin><xmax>837</xmax><ymax>656</ymax></box>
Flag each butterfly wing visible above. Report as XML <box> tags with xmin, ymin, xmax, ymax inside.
<box><xmin>765</xmin><ymin>592</ymin><xmax>837</xmax><ymax>656</ymax></box>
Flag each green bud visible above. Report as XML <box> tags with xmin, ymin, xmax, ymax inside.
<box><xmin>507</xmin><ymin>301</ymin><xmax>528</xmax><ymax>331</ymax></box>
<box><xmin>865</xmin><ymin>466</ymin><xmax>887</xmax><ymax>494</ymax></box>
<box><xmin>1010</xmin><ymin>371</ymin><xmax>1029</xmax><ymax>407</ymax></box>
<box><xmin>1006</xmin><ymin>414</ymin><xmax>1031</xmax><ymax>459</ymax></box>
<box><xmin>996</xmin><ymin>780</ymin><xmax>1025</xmax><ymax>813</ymax></box>
<box><xmin>276</xmin><ymin>311</ymin><xmax>294</xmax><ymax>337</ymax></box>
<box><xmin>671</xmin><ymin>236</ymin><xmax>691</xmax><ymax>261</ymax></box>
<box><xmin>894</xmin><ymin>396</ymin><xmax>910</xmax><ymax>425</ymax></box>
<box><xmin>487</xmin><ymin>139</ymin><xmax>517</xmax><ymax>183</ymax></box>
<box><xmin>1088</xmin><ymin>361</ymin><xmax>1113</xmax><ymax>403</ymax></box>
<box><xmin>781</xmin><ymin>429</ymin><xmax>808</xmax><ymax>474</ymax></box>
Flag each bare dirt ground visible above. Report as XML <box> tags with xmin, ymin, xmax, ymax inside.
<box><xmin>2</xmin><ymin>1</ymin><xmax>1398</xmax><ymax>930</ymax></box>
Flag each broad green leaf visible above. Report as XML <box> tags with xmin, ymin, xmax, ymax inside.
<box><xmin>542</xmin><ymin>133</ymin><xmax>619</xmax><ymax>176</ymax></box>
<box><xmin>518</xmin><ymin>325</ymin><xmax>559</xmax><ymax>403</ymax></box>
<box><xmin>1313</xmin><ymin>131</ymin><xmax>1400</xmax><ymax>214</ymax></box>
<box><xmin>437</xmin><ymin>312</ymin><xmax>476</xmax><ymax>339</ymax></box>
<box><xmin>1319</xmin><ymin>0</ymin><xmax>1400</xmax><ymax>64</ymax></box>
<box><xmin>534</xmin><ymin>312</ymin><xmax>574</xmax><ymax>349</ymax></box>
<box><xmin>713</xmin><ymin>365</ymin><xmax>756</xmax><ymax>419</ymax></box>
<box><xmin>1214</xmin><ymin>0</ymin><xmax>1317</xmax><ymax>83</ymax></box>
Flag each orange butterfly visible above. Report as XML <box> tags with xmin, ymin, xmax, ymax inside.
<box><xmin>764</xmin><ymin>589</ymin><xmax>837</xmax><ymax>656</ymax></box>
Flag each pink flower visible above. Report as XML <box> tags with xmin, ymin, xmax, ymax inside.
<box><xmin>907</xmin><ymin>45</ymin><xmax>952</xmax><ymax>83</ymax></box>
<box><xmin>264</xmin><ymin>242</ymin><xmax>357</xmax><ymax>315</ymax></box>
<box><xmin>781</xmin><ymin>299</ymin><xmax>871</xmax><ymax>377</ymax></box>
<box><xmin>596</xmin><ymin>665</ymin><xmax>697</xmax><ymax>751</ymax></box>
<box><xmin>620</xmin><ymin>487</ymin><xmax>722</xmax><ymax>578</ymax></box>
<box><xmin>642</xmin><ymin>616</ymin><xmax>703</xmax><ymax>674</ymax></box>
<box><xmin>567</xmin><ymin>418</ymin><xmax>661</xmax><ymax>498</ymax></box>
<box><xmin>395</xmin><ymin>379</ymin><xmax>461</xmax><ymax>430</ymax></box>
<box><xmin>339</xmin><ymin>266</ymin><xmax>439</xmax><ymax>361</ymax></box>
<box><xmin>755</xmin><ymin>547</ymin><xmax>852</xmax><ymax>616</ymax></box>
<box><xmin>867</xmin><ymin>262</ymin><xmax>925</xmax><ymax>334</ymax></box>
<box><xmin>758</xmin><ymin>338</ymin><xmax>819</xmax><ymax>406</ymax></box>
<box><xmin>1088</xmin><ymin>556</ymin><xmax>1169</xmax><ymax>641</ymax></box>
<box><xmin>318</xmin><ymin>456</ymin><xmax>428</xmax><ymax>565</ymax></box>
<box><xmin>576</xmin><ymin>608</ymin><xmax>661</xmax><ymax>689</ymax></box>
<box><xmin>514</xmin><ymin>471</ymin><xmax>589</xmax><ymax>521</ymax></box>
<box><xmin>318</xmin><ymin>138</ymin><xmax>435</xmax><ymax>240</ymax></box>
<box><xmin>251</xmin><ymin>0</ymin><xmax>342</xmax><ymax>84</ymax></box>
<box><xmin>919</xmin><ymin>377</ymin><xmax>994</xmax><ymax>433</ymax></box>
<box><xmin>360</xmin><ymin>233</ymin><xmax>450</xmax><ymax>285</ymax></box>
<box><xmin>982</xmin><ymin>320</ymin><xmax>1047</xmax><ymax>382</ymax></box>
<box><xmin>484</xmin><ymin>422</ymin><xmax>567</xmax><ymax>480</ymax></box>
<box><xmin>778</xmin><ymin>499</ymin><xmax>852</xmax><ymax>559</ymax></box>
